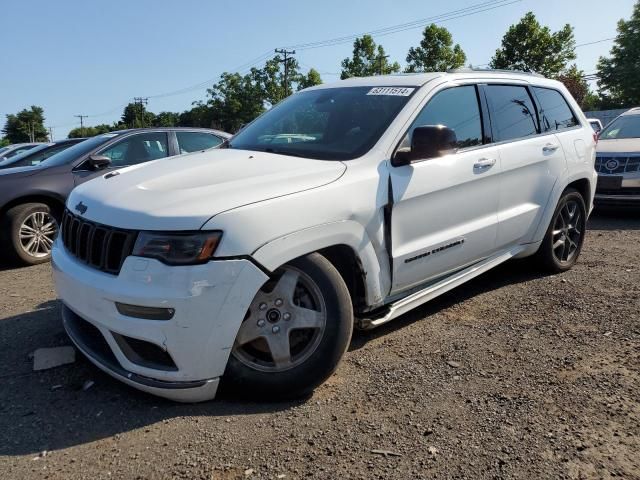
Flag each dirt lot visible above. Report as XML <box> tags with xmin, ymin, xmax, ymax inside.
<box><xmin>0</xmin><ymin>210</ymin><xmax>638</xmax><ymax>480</ymax></box>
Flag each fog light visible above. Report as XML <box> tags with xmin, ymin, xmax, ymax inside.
<box><xmin>115</xmin><ymin>302</ymin><xmax>175</xmax><ymax>320</ymax></box>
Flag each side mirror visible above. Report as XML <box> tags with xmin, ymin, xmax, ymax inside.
<box><xmin>88</xmin><ymin>155</ymin><xmax>111</xmax><ymax>170</ymax></box>
<box><xmin>394</xmin><ymin>125</ymin><xmax>458</xmax><ymax>166</ymax></box>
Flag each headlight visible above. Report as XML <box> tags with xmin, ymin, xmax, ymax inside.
<box><xmin>132</xmin><ymin>231</ymin><xmax>222</xmax><ymax>265</ymax></box>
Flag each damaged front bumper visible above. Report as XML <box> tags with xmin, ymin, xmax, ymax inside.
<box><xmin>51</xmin><ymin>239</ymin><xmax>268</xmax><ymax>402</ymax></box>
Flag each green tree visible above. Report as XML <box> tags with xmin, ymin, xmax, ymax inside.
<box><xmin>0</xmin><ymin>137</ymin><xmax>9</xmax><ymax>147</ymax></box>
<box><xmin>257</xmin><ymin>54</ymin><xmax>303</xmax><ymax>105</ymax></box>
<box><xmin>67</xmin><ymin>124</ymin><xmax>113</xmax><ymax>138</ymax></box>
<box><xmin>120</xmin><ymin>102</ymin><xmax>156</xmax><ymax>128</ymax></box>
<box><xmin>490</xmin><ymin>12</ymin><xmax>576</xmax><ymax>77</ymax></box>
<box><xmin>2</xmin><ymin>106</ymin><xmax>48</xmax><ymax>143</ymax></box>
<box><xmin>596</xmin><ymin>1</ymin><xmax>640</xmax><ymax>107</ymax></box>
<box><xmin>206</xmin><ymin>70</ymin><xmax>266</xmax><ymax>132</ymax></box>
<box><xmin>297</xmin><ymin>68</ymin><xmax>323</xmax><ymax>90</ymax></box>
<box><xmin>340</xmin><ymin>35</ymin><xmax>400</xmax><ymax>79</ymax></box>
<box><xmin>405</xmin><ymin>24</ymin><xmax>466</xmax><ymax>73</ymax></box>
<box><xmin>153</xmin><ymin>111</ymin><xmax>180</xmax><ymax>127</ymax></box>
<box><xmin>556</xmin><ymin>65</ymin><xmax>589</xmax><ymax>108</ymax></box>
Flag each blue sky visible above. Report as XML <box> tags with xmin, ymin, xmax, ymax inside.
<box><xmin>0</xmin><ymin>0</ymin><xmax>635</xmax><ymax>138</ymax></box>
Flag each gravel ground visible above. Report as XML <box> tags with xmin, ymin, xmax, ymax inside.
<box><xmin>0</xmin><ymin>210</ymin><xmax>638</xmax><ymax>480</ymax></box>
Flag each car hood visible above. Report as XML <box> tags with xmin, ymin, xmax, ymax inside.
<box><xmin>597</xmin><ymin>138</ymin><xmax>640</xmax><ymax>154</ymax></box>
<box><xmin>68</xmin><ymin>148</ymin><xmax>347</xmax><ymax>230</ymax></box>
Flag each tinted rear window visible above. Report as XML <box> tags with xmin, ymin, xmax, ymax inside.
<box><xmin>485</xmin><ymin>85</ymin><xmax>539</xmax><ymax>142</ymax></box>
<box><xmin>534</xmin><ymin>87</ymin><xmax>579</xmax><ymax>132</ymax></box>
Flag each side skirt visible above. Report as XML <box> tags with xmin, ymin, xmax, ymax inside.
<box><xmin>356</xmin><ymin>246</ymin><xmax>525</xmax><ymax>330</ymax></box>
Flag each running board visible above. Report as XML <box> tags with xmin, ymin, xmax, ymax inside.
<box><xmin>357</xmin><ymin>247</ymin><xmax>523</xmax><ymax>330</ymax></box>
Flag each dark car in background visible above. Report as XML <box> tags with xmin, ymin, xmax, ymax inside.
<box><xmin>0</xmin><ymin>127</ymin><xmax>230</xmax><ymax>265</ymax></box>
<box><xmin>0</xmin><ymin>142</ymin><xmax>43</xmax><ymax>161</ymax></box>
<box><xmin>0</xmin><ymin>138</ymin><xmax>85</xmax><ymax>169</ymax></box>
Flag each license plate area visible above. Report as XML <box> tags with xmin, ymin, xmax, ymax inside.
<box><xmin>597</xmin><ymin>175</ymin><xmax>623</xmax><ymax>190</ymax></box>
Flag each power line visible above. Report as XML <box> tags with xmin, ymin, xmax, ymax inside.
<box><xmin>287</xmin><ymin>0</ymin><xmax>521</xmax><ymax>50</ymax></box>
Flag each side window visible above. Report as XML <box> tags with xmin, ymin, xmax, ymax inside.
<box><xmin>28</xmin><ymin>144</ymin><xmax>70</xmax><ymax>165</ymax></box>
<box><xmin>533</xmin><ymin>87</ymin><xmax>579</xmax><ymax>132</ymax></box>
<box><xmin>176</xmin><ymin>132</ymin><xmax>223</xmax><ymax>154</ymax></box>
<box><xmin>99</xmin><ymin>132</ymin><xmax>169</xmax><ymax>167</ymax></box>
<box><xmin>403</xmin><ymin>85</ymin><xmax>483</xmax><ymax>151</ymax></box>
<box><xmin>485</xmin><ymin>85</ymin><xmax>539</xmax><ymax>142</ymax></box>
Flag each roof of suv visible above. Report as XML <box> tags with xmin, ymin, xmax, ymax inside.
<box><xmin>309</xmin><ymin>69</ymin><xmax>563</xmax><ymax>90</ymax></box>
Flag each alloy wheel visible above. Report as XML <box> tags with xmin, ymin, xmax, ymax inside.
<box><xmin>232</xmin><ymin>266</ymin><xmax>327</xmax><ymax>372</ymax></box>
<box><xmin>551</xmin><ymin>199</ymin><xmax>584</xmax><ymax>264</ymax></box>
<box><xmin>19</xmin><ymin>211</ymin><xmax>58</xmax><ymax>258</ymax></box>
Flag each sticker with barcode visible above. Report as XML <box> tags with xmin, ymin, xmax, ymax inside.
<box><xmin>367</xmin><ymin>87</ymin><xmax>415</xmax><ymax>96</ymax></box>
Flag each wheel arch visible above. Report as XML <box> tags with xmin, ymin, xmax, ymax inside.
<box><xmin>251</xmin><ymin>221</ymin><xmax>390</xmax><ymax>310</ymax></box>
<box><xmin>1</xmin><ymin>193</ymin><xmax>66</xmax><ymax>220</ymax></box>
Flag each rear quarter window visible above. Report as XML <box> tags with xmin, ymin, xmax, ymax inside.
<box><xmin>533</xmin><ymin>87</ymin><xmax>579</xmax><ymax>132</ymax></box>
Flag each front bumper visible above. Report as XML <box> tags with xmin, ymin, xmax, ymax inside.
<box><xmin>52</xmin><ymin>239</ymin><xmax>268</xmax><ymax>402</ymax></box>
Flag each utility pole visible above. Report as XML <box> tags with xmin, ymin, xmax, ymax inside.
<box><xmin>133</xmin><ymin>97</ymin><xmax>149</xmax><ymax>128</ymax></box>
<box><xmin>275</xmin><ymin>48</ymin><xmax>296</xmax><ymax>98</ymax></box>
<box><xmin>377</xmin><ymin>55</ymin><xmax>389</xmax><ymax>75</ymax></box>
<box><xmin>48</xmin><ymin>127</ymin><xmax>54</xmax><ymax>142</ymax></box>
<box><xmin>74</xmin><ymin>115</ymin><xmax>88</xmax><ymax>137</ymax></box>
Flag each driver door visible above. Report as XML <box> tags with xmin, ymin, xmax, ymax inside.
<box><xmin>388</xmin><ymin>84</ymin><xmax>501</xmax><ymax>294</ymax></box>
<box><xmin>73</xmin><ymin>131</ymin><xmax>170</xmax><ymax>186</ymax></box>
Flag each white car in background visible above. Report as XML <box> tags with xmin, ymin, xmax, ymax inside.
<box><xmin>594</xmin><ymin>107</ymin><xmax>640</xmax><ymax>206</ymax></box>
<box><xmin>52</xmin><ymin>70</ymin><xmax>597</xmax><ymax>402</ymax></box>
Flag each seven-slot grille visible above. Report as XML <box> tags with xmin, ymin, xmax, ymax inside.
<box><xmin>595</xmin><ymin>155</ymin><xmax>640</xmax><ymax>175</ymax></box>
<box><xmin>61</xmin><ymin>210</ymin><xmax>137</xmax><ymax>275</ymax></box>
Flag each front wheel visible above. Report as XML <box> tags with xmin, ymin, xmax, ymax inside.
<box><xmin>536</xmin><ymin>188</ymin><xmax>587</xmax><ymax>273</ymax></box>
<box><xmin>1</xmin><ymin>203</ymin><xmax>59</xmax><ymax>266</ymax></box>
<box><xmin>224</xmin><ymin>253</ymin><xmax>353</xmax><ymax>399</ymax></box>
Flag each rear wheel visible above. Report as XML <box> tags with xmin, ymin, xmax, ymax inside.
<box><xmin>224</xmin><ymin>253</ymin><xmax>353</xmax><ymax>399</ymax></box>
<box><xmin>537</xmin><ymin>188</ymin><xmax>586</xmax><ymax>273</ymax></box>
<box><xmin>1</xmin><ymin>203</ymin><xmax>58</xmax><ymax>265</ymax></box>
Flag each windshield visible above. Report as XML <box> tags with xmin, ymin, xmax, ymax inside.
<box><xmin>39</xmin><ymin>134</ymin><xmax>120</xmax><ymax>167</ymax></box>
<box><xmin>229</xmin><ymin>86</ymin><xmax>416</xmax><ymax>160</ymax></box>
<box><xmin>599</xmin><ymin>115</ymin><xmax>640</xmax><ymax>140</ymax></box>
<box><xmin>0</xmin><ymin>147</ymin><xmax>9</xmax><ymax>155</ymax></box>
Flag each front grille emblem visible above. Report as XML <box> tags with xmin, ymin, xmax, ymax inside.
<box><xmin>605</xmin><ymin>159</ymin><xmax>620</xmax><ymax>171</ymax></box>
<box><xmin>75</xmin><ymin>201</ymin><xmax>88</xmax><ymax>215</ymax></box>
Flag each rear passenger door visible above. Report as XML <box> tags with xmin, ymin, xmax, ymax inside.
<box><xmin>483</xmin><ymin>84</ymin><xmax>566</xmax><ymax>249</ymax></box>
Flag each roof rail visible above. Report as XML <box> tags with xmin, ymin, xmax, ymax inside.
<box><xmin>447</xmin><ymin>67</ymin><xmax>545</xmax><ymax>78</ymax></box>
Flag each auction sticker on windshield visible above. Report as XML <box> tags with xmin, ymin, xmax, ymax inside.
<box><xmin>367</xmin><ymin>87</ymin><xmax>415</xmax><ymax>96</ymax></box>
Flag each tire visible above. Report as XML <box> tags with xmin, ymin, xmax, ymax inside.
<box><xmin>224</xmin><ymin>253</ymin><xmax>353</xmax><ymax>400</ymax></box>
<box><xmin>0</xmin><ymin>203</ymin><xmax>58</xmax><ymax>266</ymax></box>
<box><xmin>536</xmin><ymin>188</ymin><xmax>587</xmax><ymax>273</ymax></box>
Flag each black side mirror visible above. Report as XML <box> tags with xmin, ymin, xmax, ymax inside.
<box><xmin>394</xmin><ymin>125</ymin><xmax>458</xmax><ymax>166</ymax></box>
<box><xmin>88</xmin><ymin>155</ymin><xmax>111</xmax><ymax>170</ymax></box>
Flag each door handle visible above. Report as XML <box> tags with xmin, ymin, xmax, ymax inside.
<box><xmin>473</xmin><ymin>158</ymin><xmax>496</xmax><ymax>170</ymax></box>
<box><xmin>543</xmin><ymin>143</ymin><xmax>560</xmax><ymax>153</ymax></box>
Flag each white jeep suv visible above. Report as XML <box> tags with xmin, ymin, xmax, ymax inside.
<box><xmin>52</xmin><ymin>70</ymin><xmax>597</xmax><ymax>402</ymax></box>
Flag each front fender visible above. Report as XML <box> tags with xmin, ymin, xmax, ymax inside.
<box><xmin>251</xmin><ymin>220</ymin><xmax>390</xmax><ymax>307</ymax></box>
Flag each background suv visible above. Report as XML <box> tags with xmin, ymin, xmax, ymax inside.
<box><xmin>0</xmin><ymin>127</ymin><xmax>230</xmax><ymax>265</ymax></box>
<box><xmin>594</xmin><ymin>107</ymin><xmax>640</xmax><ymax>206</ymax></box>
<box><xmin>53</xmin><ymin>71</ymin><xmax>596</xmax><ymax>402</ymax></box>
